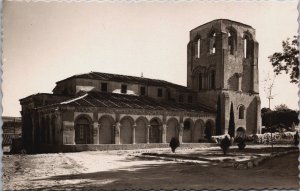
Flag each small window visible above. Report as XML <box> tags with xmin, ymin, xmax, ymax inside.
<box><xmin>140</xmin><ymin>86</ymin><xmax>146</xmax><ymax>96</ymax></box>
<box><xmin>244</xmin><ymin>38</ymin><xmax>247</xmax><ymax>58</ymax></box>
<box><xmin>157</xmin><ymin>88</ymin><xmax>163</xmax><ymax>97</ymax></box>
<box><xmin>239</xmin><ymin>105</ymin><xmax>245</xmax><ymax>119</ymax></box>
<box><xmin>212</xmin><ymin>43</ymin><xmax>216</xmax><ymax>54</ymax></box>
<box><xmin>188</xmin><ymin>95</ymin><xmax>193</xmax><ymax>103</ymax></box>
<box><xmin>179</xmin><ymin>94</ymin><xmax>184</xmax><ymax>102</ymax></box>
<box><xmin>101</xmin><ymin>83</ymin><xmax>108</xmax><ymax>92</ymax></box>
<box><xmin>197</xmin><ymin>39</ymin><xmax>201</xmax><ymax>58</ymax></box>
<box><xmin>121</xmin><ymin>84</ymin><xmax>127</xmax><ymax>94</ymax></box>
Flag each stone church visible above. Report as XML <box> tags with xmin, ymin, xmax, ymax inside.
<box><xmin>20</xmin><ymin>19</ymin><xmax>261</xmax><ymax>152</ymax></box>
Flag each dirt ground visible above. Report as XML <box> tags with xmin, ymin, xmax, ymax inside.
<box><xmin>3</xmin><ymin>145</ymin><xmax>299</xmax><ymax>190</ymax></box>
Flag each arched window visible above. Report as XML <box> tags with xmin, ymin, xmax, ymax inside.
<box><xmin>238</xmin><ymin>105</ymin><xmax>245</xmax><ymax>119</ymax></box>
<box><xmin>197</xmin><ymin>39</ymin><xmax>201</xmax><ymax>58</ymax></box>
<box><xmin>208</xmin><ymin>30</ymin><xmax>217</xmax><ymax>54</ymax></box>
<box><xmin>227</xmin><ymin>28</ymin><xmax>236</xmax><ymax>55</ymax></box>
<box><xmin>194</xmin><ymin>36</ymin><xmax>201</xmax><ymax>59</ymax></box>
<box><xmin>243</xmin><ymin>38</ymin><xmax>247</xmax><ymax>58</ymax></box>
<box><xmin>210</xmin><ymin>70</ymin><xmax>216</xmax><ymax>89</ymax></box>
<box><xmin>243</xmin><ymin>33</ymin><xmax>253</xmax><ymax>58</ymax></box>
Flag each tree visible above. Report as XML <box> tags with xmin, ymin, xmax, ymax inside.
<box><xmin>269</xmin><ymin>36</ymin><xmax>299</xmax><ymax>83</ymax></box>
<box><xmin>220</xmin><ymin>135</ymin><xmax>231</xmax><ymax>155</ymax></box>
<box><xmin>263</xmin><ymin>73</ymin><xmax>276</xmax><ymax>109</ymax></box>
<box><xmin>169</xmin><ymin>137</ymin><xmax>180</xmax><ymax>153</ymax></box>
<box><xmin>274</xmin><ymin>104</ymin><xmax>290</xmax><ymax>111</ymax></box>
<box><xmin>228</xmin><ymin>102</ymin><xmax>235</xmax><ymax>138</ymax></box>
<box><xmin>215</xmin><ymin>95</ymin><xmax>222</xmax><ymax>135</ymax></box>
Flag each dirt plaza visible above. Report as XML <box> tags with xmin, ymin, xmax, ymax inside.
<box><xmin>3</xmin><ymin>145</ymin><xmax>298</xmax><ymax>190</ymax></box>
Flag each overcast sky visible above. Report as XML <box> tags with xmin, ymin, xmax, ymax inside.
<box><xmin>3</xmin><ymin>1</ymin><xmax>298</xmax><ymax>117</ymax></box>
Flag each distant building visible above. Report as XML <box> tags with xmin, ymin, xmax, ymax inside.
<box><xmin>2</xmin><ymin>116</ymin><xmax>22</xmax><ymax>151</ymax></box>
<box><xmin>20</xmin><ymin>19</ymin><xmax>261</xmax><ymax>153</ymax></box>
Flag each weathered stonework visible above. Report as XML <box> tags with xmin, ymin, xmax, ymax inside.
<box><xmin>19</xmin><ymin>19</ymin><xmax>261</xmax><ymax>153</ymax></box>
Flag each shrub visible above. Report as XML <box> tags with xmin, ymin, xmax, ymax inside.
<box><xmin>235</xmin><ymin>137</ymin><xmax>246</xmax><ymax>150</ymax></box>
<box><xmin>220</xmin><ymin>135</ymin><xmax>231</xmax><ymax>155</ymax></box>
<box><xmin>294</xmin><ymin>131</ymin><xmax>299</xmax><ymax>146</ymax></box>
<box><xmin>169</xmin><ymin>137</ymin><xmax>180</xmax><ymax>153</ymax></box>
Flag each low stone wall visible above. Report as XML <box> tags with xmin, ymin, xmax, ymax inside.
<box><xmin>41</xmin><ymin>143</ymin><xmax>217</xmax><ymax>153</ymax></box>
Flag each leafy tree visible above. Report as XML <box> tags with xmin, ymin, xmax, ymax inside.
<box><xmin>274</xmin><ymin>104</ymin><xmax>290</xmax><ymax>111</ymax></box>
<box><xmin>268</xmin><ymin>36</ymin><xmax>299</xmax><ymax>83</ymax></box>
<box><xmin>261</xmin><ymin>108</ymin><xmax>299</xmax><ymax>132</ymax></box>
<box><xmin>215</xmin><ymin>95</ymin><xmax>222</xmax><ymax>135</ymax></box>
<box><xmin>228</xmin><ymin>102</ymin><xmax>235</xmax><ymax>138</ymax></box>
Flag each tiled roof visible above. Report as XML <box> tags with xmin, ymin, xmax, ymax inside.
<box><xmin>57</xmin><ymin>91</ymin><xmax>215</xmax><ymax>113</ymax></box>
<box><xmin>56</xmin><ymin>71</ymin><xmax>194</xmax><ymax>93</ymax></box>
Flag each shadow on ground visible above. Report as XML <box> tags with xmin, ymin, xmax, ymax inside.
<box><xmin>31</xmin><ymin>152</ymin><xmax>298</xmax><ymax>190</ymax></box>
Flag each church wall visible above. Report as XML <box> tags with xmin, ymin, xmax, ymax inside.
<box><xmin>57</xmin><ymin>107</ymin><xmax>216</xmax><ymax>146</ymax></box>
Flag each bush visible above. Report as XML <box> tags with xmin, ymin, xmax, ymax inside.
<box><xmin>220</xmin><ymin>135</ymin><xmax>231</xmax><ymax>155</ymax></box>
<box><xmin>169</xmin><ymin>137</ymin><xmax>180</xmax><ymax>153</ymax></box>
<box><xmin>294</xmin><ymin>131</ymin><xmax>299</xmax><ymax>146</ymax></box>
<box><xmin>235</xmin><ymin>137</ymin><xmax>246</xmax><ymax>150</ymax></box>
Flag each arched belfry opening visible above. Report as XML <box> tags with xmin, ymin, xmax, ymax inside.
<box><xmin>226</xmin><ymin>27</ymin><xmax>237</xmax><ymax>55</ymax></box>
<box><xmin>207</xmin><ymin>29</ymin><xmax>217</xmax><ymax>54</ymax></box>
<box><xmin>243</xmin><ymin>32</ymin><xmax>253</xmax><ymax>59</ymax></box>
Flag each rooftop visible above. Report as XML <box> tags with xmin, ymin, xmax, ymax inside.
<box><xmin>40</xmin><ymin>91</ymin><xmax>215</xmax><ymax>114</ymax></box>
<box><xmin>190</xmin><ymin>19</ymin><xmax>254</xmax><ymax>32</ymax></box>
<box><xmin>56</xmin><ymin>71</ymin><xmax>194</xmax><ymax>93</ymax></box>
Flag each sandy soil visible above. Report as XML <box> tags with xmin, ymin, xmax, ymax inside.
<box><xmin>3</xmin><ymin>146</ymin><xmax>299</xmax><ymax>190</ymax></box>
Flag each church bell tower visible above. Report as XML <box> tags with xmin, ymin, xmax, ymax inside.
<box><xmin>187</xmin><ymin>19</ymin><xmax>261</xmax><ymax>135</ymax></box>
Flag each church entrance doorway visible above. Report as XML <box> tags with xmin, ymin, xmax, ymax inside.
<box><xmin>75</xmin><ymin>117</ymin><xmax>92</xmax><ymax>144</ymax></box>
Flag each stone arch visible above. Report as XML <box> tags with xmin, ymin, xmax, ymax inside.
<box><xmin>243</xmin><ymin>31</ymin><xmax>254</xmax><ymax>59</ymax></box>
<box><xmin>74</xmin><ymin>114</ymin><xmax>93</xmax><ymax>144</ymax></box>
<box><xmin>99</xmin><ymin>115</ymin><xmax>115</xmax><ymax>144</ymax></box>
<box><xmin>120</xmin><ymin>116</ymin><xmax>134</xmax><ymax>144</ymax></box>
<box><xmin>204</xmin><ymin>120</ymin><xmax>215</xmax><ymax>139</ymax></box>
<box><xmin>135</xmin><ymin>117</ymin><xmax>149</xmax><ymax>143</ymax></box>
<box><xmin>192</xmin><ymin>66</ymin><xmax>207</xmax><ymax>91</ymax></box>
<box><xmin>149</xmin><ymin>117</ymin><xmax>162</xmax><ymax>143</ymax></box>
<box><xmin>207</xmin><ymin>28</ymin><xmax>217</xmax><ymax>54</ymax></box>
<box><xmin>193</xmin><ymin>34</ymin><xmax>202</xmax><ymax>59</ymax></box>
<box><xmin>226</xmin><ymin>26</ymin><xmax>237</xmax><ymax>55</ymax></box>
<box><xmin>236</xmin><ymin>127</ymin><xmax>246</xmax><ymax>138</ymax></box>
<box><xmin>166</xmin><ymin>118</ymin><xmax>179</xmax><ymax>143</ymax></box>
<box><xmin>207</xmin><ymin>67</ymin><xmax>216</xmax><ymax>89</ymax></box>
<box><xmin>193</xmin><ymin>119</ymin><xmax>205</xmax><ymax>142</ymax></box>
<box><xmin>183</xmin><ymin>118</ymin><xmax>194</xmax><ymax>143</ymax></box>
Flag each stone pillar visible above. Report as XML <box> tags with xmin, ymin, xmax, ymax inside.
<box><xmin>221</xmin><ymin>92</ymin><xmax>230</xmax><ymax>135</ymax></box>
<box><xmin>93</xmin><ymin>111</ymin><xmax>99</xmax><ymax>144</ymax></box>
<box><xmin>93</xmin><ymin>122</ymin><xmax>99</xmax><ymax>144</ymax></box>
<box><xmin>55</xmin><ymin>111</ymin><xmax>63</xmax><ymax>145</ymax></box>
<box><xmin>255</xmin><ymin>96</ymin><xmax>262</xmax><ymax>134</ymax></box>
<box><xmin>146</xmin><ymin>125</ymin><xmax>150</xmax><ymax>144</ymax></box>
<box><xmin>236</xmin><ymin>73</ymin><xmax>242</xmax><ymax>92</ymax></box>
<box><xmin>179</xmin><ymin>122</ymin><xmax>184</xmax><ymax>143</ymax></box>
<box><xmin>115</xmin><ymin>122</ymin><xmax>120</xmax><ymax>144</ymax></box>
<box><xmin>162</xmin><ymin>124</ymin><xmax>167</xmax><ymax>143</ymax></box>
<box><xmin>132</xmin><ymin>123</ymin><xmax>136</xmax><ymax>144</ymax></box>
